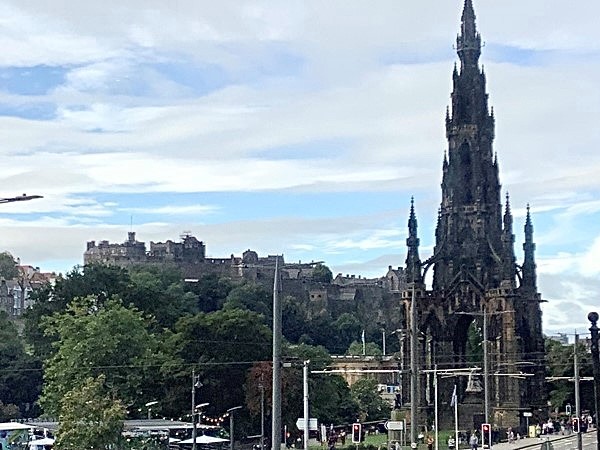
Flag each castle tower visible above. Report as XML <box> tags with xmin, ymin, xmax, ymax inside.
<box><xmin>402</xmin><ymin>0</ymin><xmax>546</xmax><ymax>431</ymax></box>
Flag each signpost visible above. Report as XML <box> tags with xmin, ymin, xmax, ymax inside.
<box><xmin>384</xmin><ymin>421</ymin><xmax>405</xmax><ymax>431</ymax></box>
<box><xmin>296</xmin><ymin>418</ymin><xmax>318</xmax><ymax>431</ymax></box>
<box><xmin>385</xmin><ymin>420</ymin><xmax>406</xmax><ymax>450</ymax></box>
<box><xmin>523</xmin><ymin>412</ymin><xmax>532</xmax><ymax>433</ymax></box>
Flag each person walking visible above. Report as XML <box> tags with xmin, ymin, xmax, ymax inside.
<box><xmin>427</xmin><ymin>435</ymin><xmax>434</xmax><ymax>450</ymax></box>
<box><xmin>469</xmin><ymin>432</ymin><xmax>479</xmax><ymax>450</ymax></box>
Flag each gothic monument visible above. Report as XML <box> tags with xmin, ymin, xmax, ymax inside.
<box><xmin>399</xmin><ymin>0</ymin><xmax>546</xmax><ymax>430</ymax></box>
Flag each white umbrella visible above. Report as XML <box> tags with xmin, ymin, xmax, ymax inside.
<box><xmin>179</xmin><ymin>435</ymin><xmax>229</xmax><ymax>444</ymax></box>
<box><xmin>28</xmin><ymin>437</ymin><xmax>55</xmax><ymax>448</ymax></box>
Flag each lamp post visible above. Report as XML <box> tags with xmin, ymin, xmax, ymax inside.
<box><xmin>145</xmin><ymin>401</ymin><xmax>158</xmax><ymax>420</ymax></box>
<box><xmin>228</xmin><ymin>406</ymin><xmax>243</xmax><ymax>450</ymax></box>
<box><xmin>588</xmin><ymin>312</ymin><xmax>600</xmax><ymax>450</ymax></box>
<box><xmin>191</xmin><ymin>371</ymin><xmax>203</xmax><ymax>450</ymax></box>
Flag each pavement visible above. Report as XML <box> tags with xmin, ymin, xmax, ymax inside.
<box><xmin>488</xmin><ymin>430</ymin><xmax>598</xmax><ymax>450</ymax></box>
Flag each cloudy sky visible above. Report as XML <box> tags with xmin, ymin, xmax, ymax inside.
<box><xmin>0</xmin><ymin>0</ymin><xmax>598</xmax><ymax>336</ymax></box>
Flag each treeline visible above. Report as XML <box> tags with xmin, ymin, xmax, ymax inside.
<box><xmin>2</xmin><ymin>263</ymin><xmax>389</xmax><ymax>448</ymax></box>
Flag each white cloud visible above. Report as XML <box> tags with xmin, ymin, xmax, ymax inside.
<box><xmin>0</xmin><ymin>0</ymin><xmax>597</xmax><ymax>337</ymax></box>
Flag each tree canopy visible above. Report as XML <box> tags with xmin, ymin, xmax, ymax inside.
<box><xmin>40</xmin><ymin>295</ymin><xmax>160</xmax><ymax>416</ymax></box>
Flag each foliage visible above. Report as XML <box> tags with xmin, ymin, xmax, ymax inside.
<box><xmin>23</xmin><ymin>264</ymin><xmax>132</xmax><ymax>360</ymax></box>
<box><xmin>465</xmin><ymin>322</ymin><xmax>483</xmax><ymax>365</ymax></box>
<box><xmin>346</xmin><ymin>341</ymin><xmax>382</xmax><ymax>357</ymax></box>
<box><xmin>350</xmin><ymin>377</ymin><xmax>390</xmax><ymax>421</ymax></box>
<box><xmin>123</xmin><ymin>264</ymin><xmax>198</xmax><ymax>328</ymax></box>
<box><xmin>312</xmin><ymin>264</ymin><xmax>333</xmax><ymax>283</ymax></box>
<box><xmin>0</xmin><ymin>311</ymin><xmax>42</xmax><ymax>418</ymax></box>
<box><xmin>223</xmin><ymin>282</ymin><xmax>272</xmax><ymax>318</ymax></box>
<box><xmin>0</xmin><ymin>401</ymin><xmax>20</xmax><ymax>421</ymax></box>
<box><xmin>184</xmin><ymin>273</ymin><xmax>236</xmax><ymax>312</ymax></box>
<box><xmin>162</xmin><ymin>308</ymin><xmax>272</xmax><ymax>426</ymax></box>
<box><xmin>545</xmin><ymin>337</ymin><xmax>594</xmax><ymax>412</ymax></box>
<box><xmin>55</xmin><ymin>375</ymin><xmax>126</xmax><ymax>450</ymax></box>
<box><xmin>0</xmin><ymin>251</ymin><xmax>18</xmax><ymax>279</ymax></box>
<box><xmin>40</xmin><ymin>295</ymin><xmax>160</xmax><ymax>416</ymax></box>
<box><xmin>334</xmin><ymin>314</ymin><xmax>363</xmax><ymax>353</ymax></box>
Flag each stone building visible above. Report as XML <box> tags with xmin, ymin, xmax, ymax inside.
<box><xmin>396</xmin><ymin>0</ymin><xmax>546</xmax><ymax>431</ymax></box>
<box><xmin>0</xmin><ymin>265</ymin><xmax>57</xmax><ymax>318</ymax></box>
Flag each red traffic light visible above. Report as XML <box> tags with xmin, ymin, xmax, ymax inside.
<box><xmin>352</xmin><ymin>423</ymin><xmax>362</xmax><ymax>443</ymax></box>
<box><xmin>482</xmin><ymin>424</ymin><xmax>489</xmax><ymax>431</ymax></box>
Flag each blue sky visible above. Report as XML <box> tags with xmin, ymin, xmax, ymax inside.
<box><xmin>0</xmin><ymin>0</ymin><xmax>599</xmax><ymax>336</ymax></box>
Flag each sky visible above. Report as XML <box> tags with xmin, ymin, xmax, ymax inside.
<box><xmin>0</xmin><ymin>0</ymin><xmax>599</xmax><ymax>337</ymax></box>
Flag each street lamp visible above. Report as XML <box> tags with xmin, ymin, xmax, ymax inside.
<box><xmin>227</xmin><ymin>406</ymin><xmax>243</xmax><ymax>450</ymax></box>
<box><xmin>588</xmin><ymin>311</ymin><xmax>600</xmax><ymax>450</ymax></box>
<box><xmin>191</xmin><ymin>371</ymin><xmax>203</xmax><ymax>450</ymax></box>
<box><xmin>145</xmin><ymin>401</ymin><xmax>158</xmax><ymax>420</ymax></box>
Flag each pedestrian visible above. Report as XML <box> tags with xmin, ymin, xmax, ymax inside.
<box><xmin>427</xmin><ymin>435</ymin><xmax>434</xmax><ymax>450</ymax></box>
<box><xmin>469</xmin><ymin>432</ymin><xmax>478</xmax><ymax>450</ymax></box>
<box><xmin>507</xmin><ymin>428</ymin><xmax>514</xmax><ymax>444</ymax></box>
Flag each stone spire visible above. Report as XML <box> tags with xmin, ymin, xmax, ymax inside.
<box><xmin>405</xmin><ymin>197</ymin><xmax>423</xmax><ymax>284</ymax></box>
<box><xmin>456</xmin><ymin>0</ymin><xmax>482</xmax><ymax>69</ymax></box>
<box><xmin>501</xmin><ymin>194</ymin><xmax>516</xmax><ymax>287</ymax></box>
<box><xmin>522</xmin><ymin>205</ymin><xmax>537</xmax><ymax>291</ymax></box>
<box><xmin>433</xmin><ymin>0</ymin><xmax>501</xmax><ymax>291</ymax></box>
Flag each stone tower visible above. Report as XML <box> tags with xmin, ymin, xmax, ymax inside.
<box><xmin>400</xmin><ymin>0</ymin><xmax>546</xmax><ymax>431</ymax></box>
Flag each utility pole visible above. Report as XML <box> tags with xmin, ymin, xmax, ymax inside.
<box><xmin>272</xmin><ymin>257</ymin><xmax>282</xmax><ymax>450</ymax></box>
<box><xmin>483</xmin><ymin>311</ymin><xmax>489</xmax><ymax>425</ymax></box>
<box><xmin>574</xmin><ymin>333</ymin><xmax>582</xmax><ymax>450</ymax></box>
<box><xmin>410</xmin><ymin>284</ymin><xmax>418</xmax><ymax>448</ymax></box>
<box><xmin>259</xmin><ymin>375</ymin><xmax>265</xmax><ymax>450</ymax></box>
<box><xmin>303</xmin><ymin>360</ymin><xmax>310</xmax><ymax>450</ymax></box>
<box><xmin>588</xmin><ymin>312</ymin><xmax>600</xmax><ymax>450</ymax></box>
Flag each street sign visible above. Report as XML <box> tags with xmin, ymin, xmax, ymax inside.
<box><xmin>523</xmin><ymin>412</ymin><xmax>533</xmax><ymax>417</ymax></box>
<box><xmin>384</xmin><ymin>420</ymin><xmax>405</xmax><ymax>431</ymax></box>
<box><xmin>296</xmin><ymin>418</ymin><xmax>318</xmax><ymax>431</ymax></box>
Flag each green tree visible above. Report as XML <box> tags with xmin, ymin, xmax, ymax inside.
<box><xmin>0</xmin><ymin>252</ymin><xmax>18</xmax><ymax>279</ymax></box>
<box><xmin>334</xmin><ymin>313</ymin><xmax>362</xmax><ymax>352</ymax></box>
<box><xmin>24</xmin><ymin>264</ymin><xmax>132</xmax><ymax>360</ymax></box>
<box><xmin>223</xmin><ymin>282</ymin><xmax>272</xmax><ymax>318</ymax></box>
<box><xmin>0</xmin><ymin>311</ymin><xmax>42</xmax><ymax>418</ymax></box>
<box><xmin>312</xmin><ymin>264</ymin><xmax>333</xmax><ymax>283</ymax></box>
<box><xmin>40</xmin><ymin>295</ymin><xmax>160</xmax><ymax>416</ymax></box>
<box><xmin>545</xmin><ymin>337</ymin><xmax>594</xmax><ymax>412</ymax></box>
<box><xmin>163</xmin><ymin>308</ymin><xmax>272</xmax><ymax>423</ymax></box>
<box><xmin>123</xmin><ymin>264</ymin><xmax>198</xmax><ymax>328</ymax></box>
<box><xmin>346</xmin><ymin>341</ymin><xmax>382</xmax><ymax>357</ymax></box>
<box><xmin>350</xmin><ymin>377</ymin><xmax>390</xmax><ymax>421</ymax></box>
<box><xmin>55</xmin><ymin>375</ymin><xmax>126</xmax><ymax>450</ymax></box>
<box><xmin>466</xmin><ymin>322</ymin><xmax>483</xmax><ymax>365</ymax></box>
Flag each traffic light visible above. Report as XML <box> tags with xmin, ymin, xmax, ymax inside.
<box><xmin>481</xmin><ymin>423</ymin><xmax>492</xmax><ymax>449</ymax></box>
<box><xmin>566</xmin><ymin>404</ymin><xmax>572</xmax><ymax>416</ymax></box>
<box><xmin>352</xmin><ymin>423</ymin><xmax>362</xmax><ymax>443</ymax></box>
<box><xmin>572</xmin><ymin>417</ymin><xmax>580</xmax><ymax>433</ymax></box>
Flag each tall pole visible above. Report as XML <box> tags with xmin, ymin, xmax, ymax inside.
<box><xmin>410</xmin><ymin>284</ymin><xmax>418</xmax><ymax>448</ymax></box>
<box><xmin>192</xmin><ymin>370</ymin><xmax>197</xmax><ymax>450</ymax></box>
<box><xmin>260</xmin><ymin>380</ymin><xmax>265</xmax><ymax>450</ymax></box>
<box><xmin>230</xmin><ymin>411</ymin><xmax>235</xmax><ymax>450</ymax></box>
<box><xmin>272</xmin><ymin>257</ymin><xmax>282</xmax><ymax>450</ymax></box>
<box><xmin>434</xmin><ymin>365</ymin><xmax>439</xmax><ymax>450</ymax></box>
<box><xmin>228</xmin><ymin>406</ymin><xmax>242</xmax><ymax>450</ymax></box>
<box><xmin>383</xmin><ymin>330</ymin><xmax>387</xmax><ymax>357</ymax></box>
<box><xmin>588</xmin><ymin>312</ymin><xmax>600</xmax><ymax>450</ymax></box>
<box><xmin>483</xmin><ymin>311</ymin><xmax>489</xmax><ymax>425</ymax></box>
<box><xmin>303</xmin><ymin>360</ymin><xmax>310</xmax><ymax>450</ymax></box>
<box><xmin>574</xmin><ymin>333</ymin><xmax>582</xmax><ymax>450</ymax></box>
